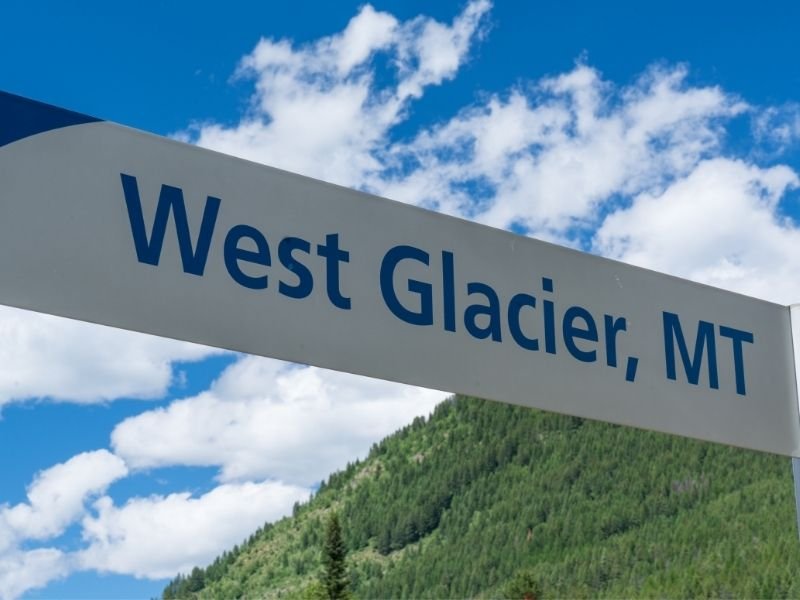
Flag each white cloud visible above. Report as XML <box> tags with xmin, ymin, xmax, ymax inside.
<box><xmin>0</xmin><ymin>447</ymin><xmax>311</xmax><ymax>590</ymax></box>
<box><xmin>326</xmin><ymin>5</ymin><xmax>398</xmax><ymax>75</ymax></box>
<box><xmin>112</xmin><ymin>356</ymin><xmax>445</xmax><ymax>486</ymax></box>
<box><xmin>77</xmin><ymin>480</ymin><xmax>309</xmax><ymax>579</ymax></box>
<box><xmin>395</xmin><ymin>0</ymin><xmax>492</xmax><ymax>99</ymax></box>
<box><xmin>594</xmin><ymin>158</ymin><xmax>800</xmax><ymax>303</ymax></box>
<box><xmin>1</xmin><ymin>450</ymin><xmax>127</xmax><ymax>543</ymax></box>
<box><xmin>0</xmin><ymin>451</ymin><xmax>126</xmax><ymax>599</ymax></box>
<box><xmin>753</xmin><ymin>103</ymin><xmax>800</xmax><ymax>150</ymax></box>
<box><xmin>189</xmin><ymin>14</ymin><xmax>756</xmax><ymax>255</ymax></box>
<box><xmin>188</xmin><ymin>1</ymin><xmax>491</xmax><ymax>188</ymax></box>
<box><xmin>372</xmin><ymin>64</ymin><xmax>747</xmax><ymax>241</ymax></box>
<box><xmin>0</xmin><ymin>307</ymin><xmax>220</xmax><ymax>407</ymax></box>
<box><xmin>0</xmin><ymin>548</ymin><xmax>68</xmax><ymax>600</ymax></box>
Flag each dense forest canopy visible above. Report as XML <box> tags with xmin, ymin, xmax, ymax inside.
<box><xmin>164</xmin><ymin>396</ymin><xmax>800</xmax><ymax>598</ymax></box>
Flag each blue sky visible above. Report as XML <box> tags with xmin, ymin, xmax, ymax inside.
<box><xmin>1</xmin><ymin>1</ymin><xmax>799</xmax><ymax>598</ymax></box>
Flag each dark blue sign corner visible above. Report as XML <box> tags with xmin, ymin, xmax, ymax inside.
<box><xmin>0</xmin><ymin>90</ymin><xmax>102</xmax><ymax>148</ymax></box>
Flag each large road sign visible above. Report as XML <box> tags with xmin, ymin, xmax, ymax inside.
<box><xmin>2</xmin><ymin>90</ymin><xmax>800</xmax><ymax>456</ymax></box>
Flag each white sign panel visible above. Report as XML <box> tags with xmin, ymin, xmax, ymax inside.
<box><xmin>2</xmin><ymin>91</ymin><xmax>799</xmax><ymax>456</ymax></box>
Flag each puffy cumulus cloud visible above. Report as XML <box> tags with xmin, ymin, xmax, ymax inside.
<box><xmin>0</xmin><ymin>451</ymin><xmax>126</xmax><ymax>599</ymax></box>
<box><xmin>189</xmin><ymin>16</ymin><xmax>758</xmax><ymax>249</ymax></box>
<box><xmin>0</xmin><ymin>450</ymin><xmax>308</xmax><ymax>590</ymax></box>
<box><xmin>595</xmin><ymin>158</ymin><xmax>800</xmax><ymax>303</ymax></box>
<box><xmin>189</xmin><ymin>9</ymin><xmax>769</xmax><ymax>252</ymax></box>
<box><xmin>186</xmin><ymin>1</ymin><xmax>491</xmax><ymax>187</ymax></box>
<box><xmin>0</xmin><ymin>307</ymin><xmax>221</xmax><ymax>407</ymax></box>
<box><xmin>111</xmin><ymin>356</ymin><xmax>445</xmax><ymax>485</ymax></box>
<box><xmin>373</xmin><ymin>65</ymin><xmax>747</xmax><ymax>240</ymax></box>
<box><xmin>0</xmin><ymin>450</ymin><xmax>127</xmax><ymax>544</ymax></box>
<box><xmin>76</xmin><ymin>481</ymin><xmax>310</xmax><ymax>579</ymax></box>
<box><xmin>0</xmin><ymin>548</ymin><xmax>68</xmax><ymax>600</ymax></box>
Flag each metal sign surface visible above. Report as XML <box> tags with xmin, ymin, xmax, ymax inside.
<box><xmin>2</xmin><ymin>91</ymin><xmax>799</xmax><ymax>456</ymax></box>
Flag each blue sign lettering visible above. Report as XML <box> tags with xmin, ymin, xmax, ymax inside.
<box><xmin>121</xmin><ymin>175</ymin><xmax>755</xmax><ymax>398</ymax></box>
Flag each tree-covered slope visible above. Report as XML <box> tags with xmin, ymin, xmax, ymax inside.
<box><xmin>164</xmin><ymin>396</ymin><xmax>800</xmax><ymax>598</ymax></box>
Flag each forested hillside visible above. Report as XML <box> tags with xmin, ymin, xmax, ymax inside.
<box><xmin>164</xmin><ymin>396</ymin><xmax>800</xmax><ymax>598</ymax></box>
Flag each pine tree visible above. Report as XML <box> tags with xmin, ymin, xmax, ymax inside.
<box><xmin>322</xmin><ymin>512</ymin><xmax>350</xmax><ymax>599</ymax></box>
<box><xmin>186</xmin><ymin>566</ymin><xmax>205</xmax><ymax>593</ymax></box>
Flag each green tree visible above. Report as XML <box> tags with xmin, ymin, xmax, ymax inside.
<box><xmin>186</xmin><ymin>566</ymin><xmax>205</xmax><ymax>593</ymax></box>
<box><xmin>322</xmin><ymin>512</ymin><xmax>350</xmax><ymax>599</ymax></box>
<box><xmin>300</xmin><ymin>580</ymin><xmax>328</xmax><ymax>600</ymax></box>
<box><xmin>503</xmin><ymin>570</ymin><xmax>542</xmax><ymax>600</ymax></box>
